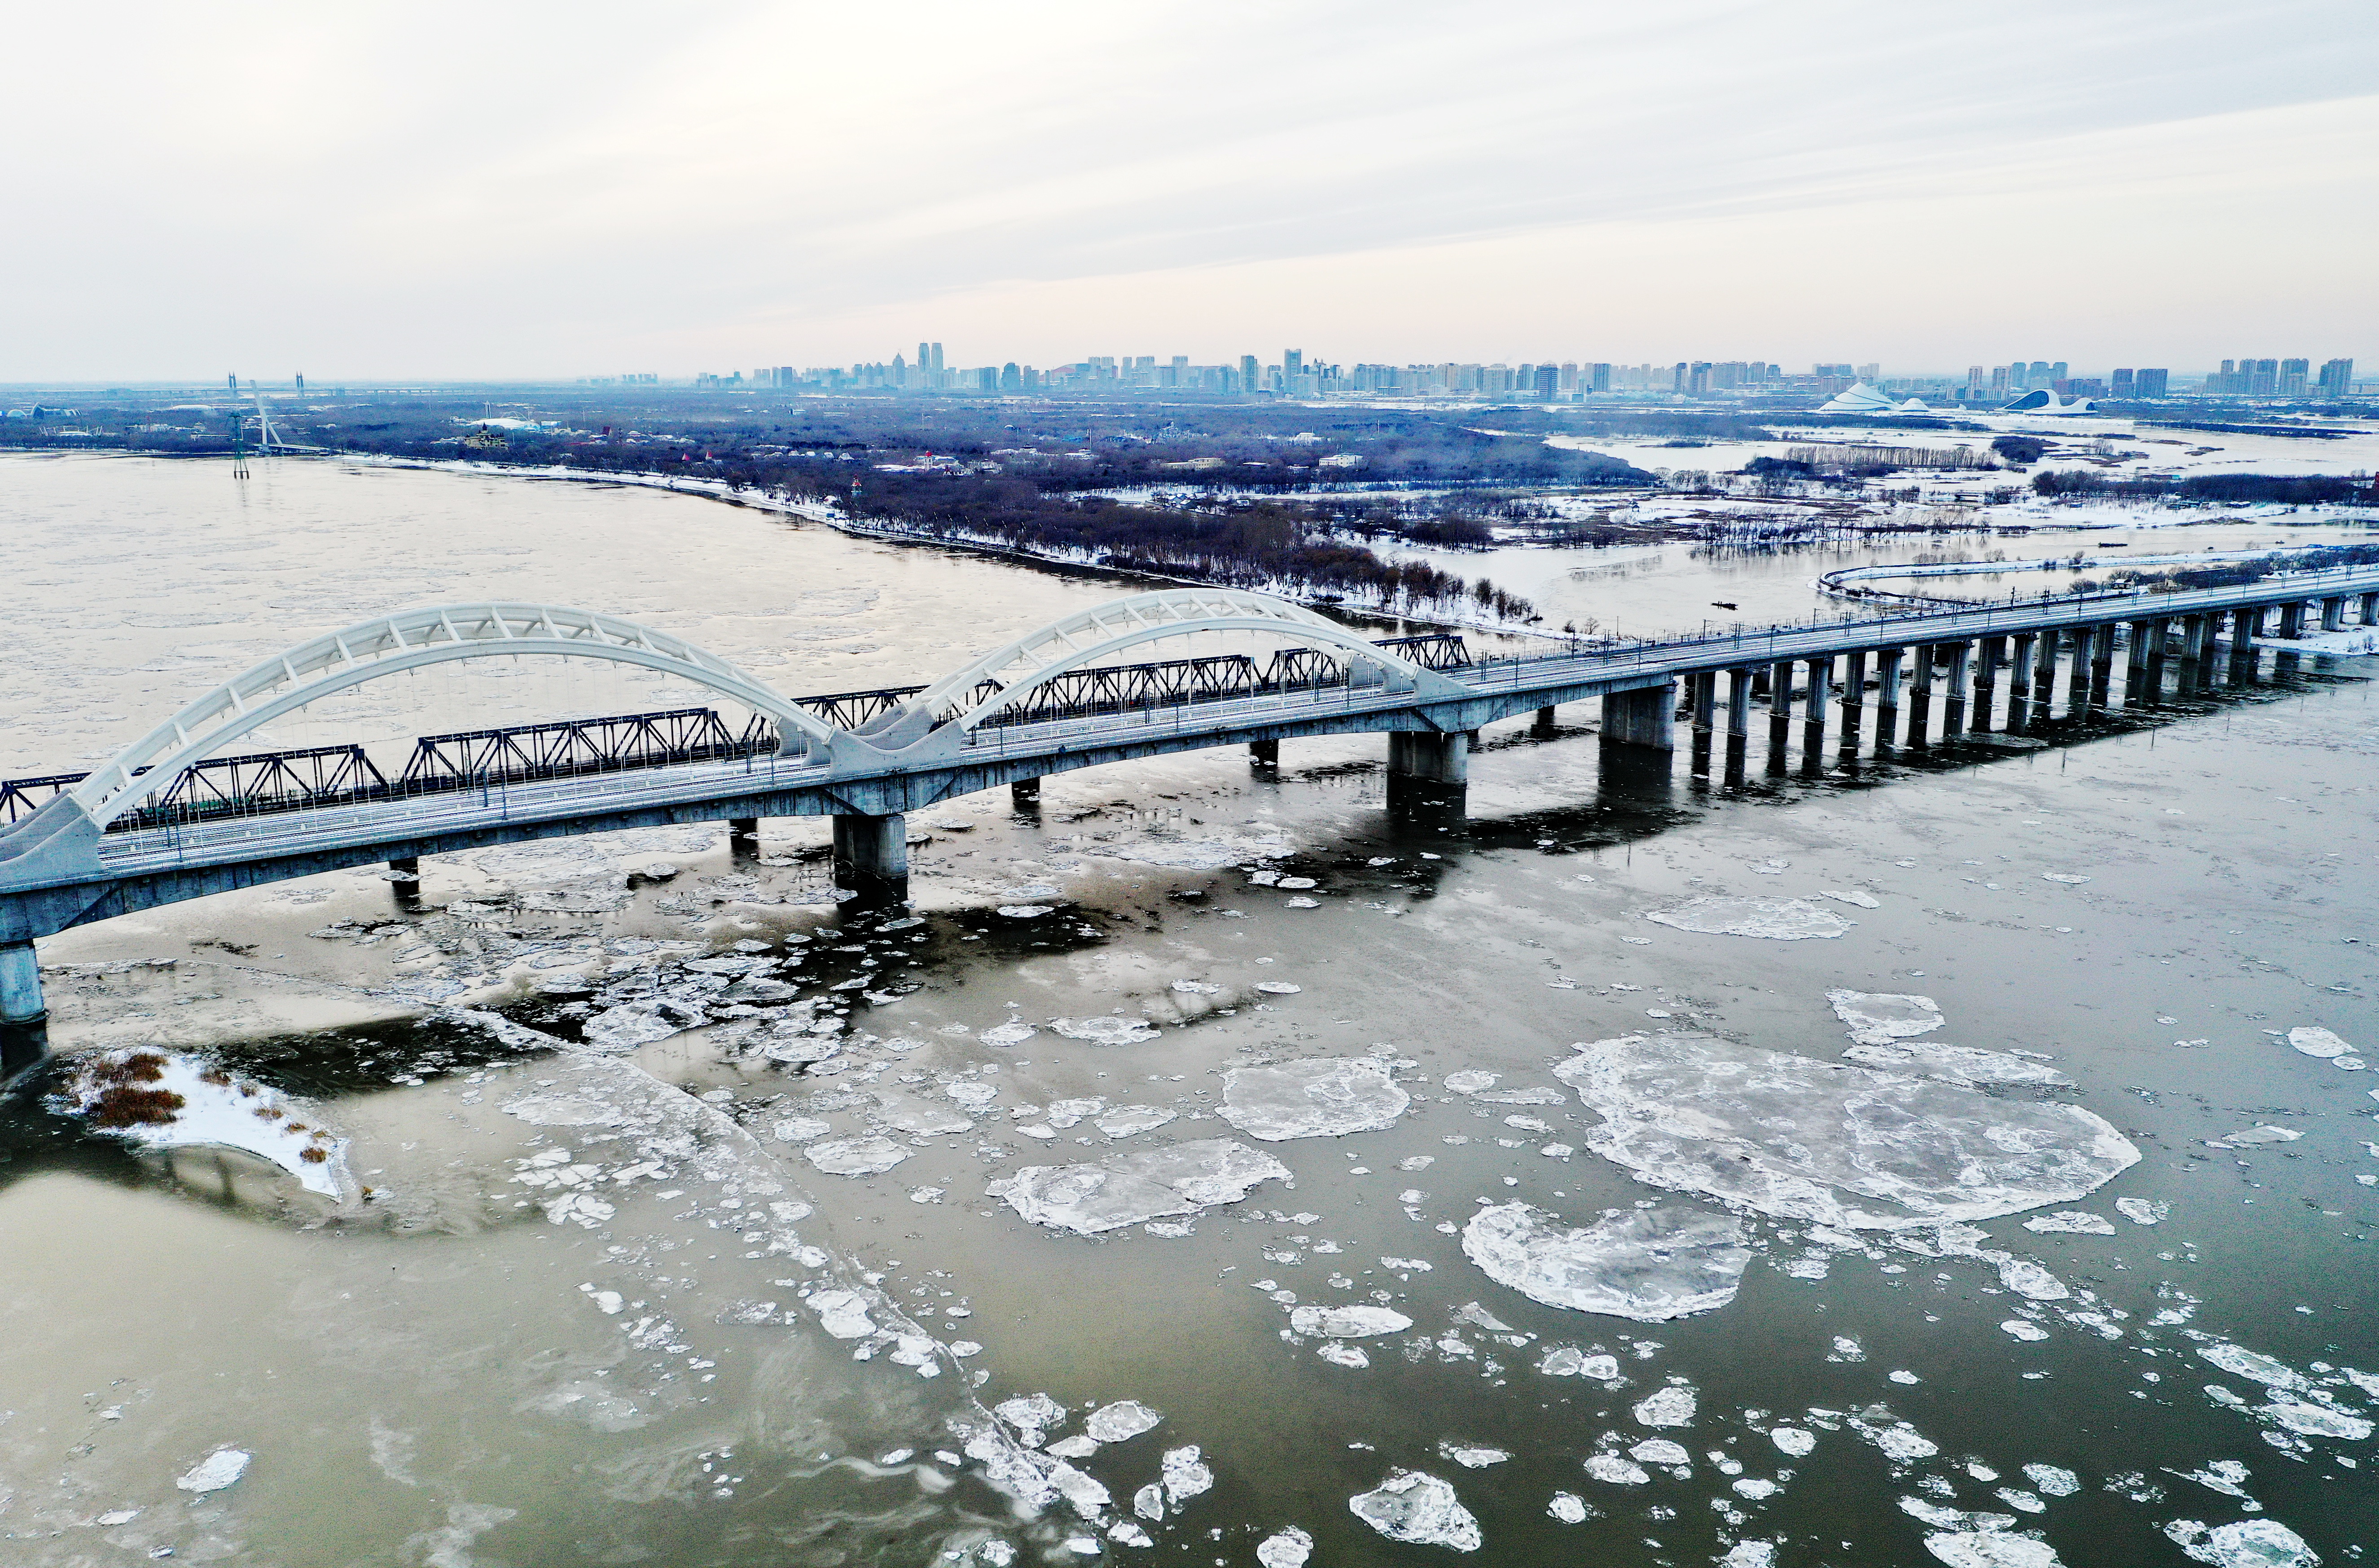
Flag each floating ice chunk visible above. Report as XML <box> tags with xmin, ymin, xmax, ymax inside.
<box><xmin>1132</xmin><ymin>1483</ymin><xmax>1164</xmax><ymax>1520</ymax></box>
<box><xmin>1442</xmin><ymin>1072</ymin><xmax>1499</xmax><ymax>1094</ymax></box>
<box><xmin>1170</xmin><ymin>979</ymin><xmax>1222</xmax><ymax>995</ymax></box>
<box><xmin>771</xmin><ymin>1116</ymin><xmax>832</xmax><ymax>1144</ymax></box>
<box><xmin>2259</xmin><ymin>1402</ymin><xmax>2372</xmax><ymax>1440</ymax></box>
<box><xmin>1822</xmin><ymin>889</ymin><xmax>1883</xmax><ymax>908</ymax></box>
<box><xmin>1317</xmin><ymin>1341</ymin><xmax>1369</xmax><ymax>1368</ymax></box>
<box><xmin>1051</xmin><ymin>1016</ymin><xmax>1161</xmax><ymax>1046</ymax></box>
<box><xmin>1220</xmin><ymin>1058</ymin><xmax>1409</xmax><ymax>1140</ymax></box>
<box><xmin>2163</xmin><ymin>1519</ymin><xmax>2318</xmax><ymax>1568</ymax></box>
<box><xmin>1095</xmin><ymin>1105</ymin><xmax>1176</xmax><ymax>1138</ymax></box>
<box><xmin>1632</xmin><ymin>1385</ymin><xmax>1697</xmax><ymax>1428</ymax></box>
<box><xmin>56</xmin><ymin>1051</ymin><xmax>356</xmax><ymax>1200</ymax></box>
<box><xmin>995</xmin><ymin>1392</ymin><xmax>1066</xmax><ymax>1442</ymax></box>
<box><xmin>2286</xmin><ymin>1027</ymin><xmax>2353</xmax><ymax>1059</ymax></box>
<box><xmin>1290</xmin><ymin>1305</ymin><xmax>1412</xmax><ymax>1337</ymax></box>
<box><xmin>980</xmin><ymin>1022</ymin><xmax>1037</xmax><ymax>1048</ymax></box>
<box><xmin>808</xmin><ymin>1290</ymin><xmax>878</xmax><ymax>1339</ymax></box>
<box><xmin>1045</xmin><ymin>1098</ymin><xmax>1106</xmax><ymax>1129</ymax></box>
<box><xmin>2023</xmin><ymin>1464</ymin><xmax>2080</xmax><ymax>1497</ymax></box>
<box><xmin>1547</xmin><ymin>1492</ymin><xmax>1590</xmax><ymax>1523</ymax></box>
<box><xmin>581</xmin><ymin>1001</ymin><xmax>704</xmax><ymax>1051</ymax></box>
<box><xmin>1255</xmin><ymin>1526</ymin><xmax>1314</xmax><ymax>1568</ymax></box>
<box><xmin>1828</xmin><ymin>990</ymin><xmax>1944</xmax><ymax>1045</ymax></box>
<box><xmin>2115</xmin><ymin>1198</ymin><xmax>2168</xmax><ymax>1226</ymax></box>
<box><xmin>2040</xmin><ymin>873</ymin><xmax>2091</xmax><ymax>885</ymax></box>
<box><xmin>2174</xmin><ymin>1460</ymin><xmax>2254</xmax><ymax>1499</ymax></box>
<box><xmin>1348</xmin><ymin>1470</ymin><xmax>1482</xmax><ymax>1550</ymax></box>
<box><xmin>1861</xmin><ymin>1420</ymin><xmax>1938</xmax><ymax>1463</ymax></box>
<box><xmin>1462</xmin><ymin>1202</ymin><xmax>1750</xmax><ymax>1321</ymax></box>
<box><xmin>1643</xmin><ymin>897</ymin><xmax>1850</xmax><ymax>940</ymax></box>
<box><xmin>992</xmin><ymin>1138</ymin><xmax>1289</xmax><ymax>1233</ymax></box>
<box><xmin>1723</xmin><ymin>1546</ymin><xmax>1778</xmax><ymax>1568</ymax></box>
<box><xmin>1552</xmin><ymin>1033</ymin><xmax>2140</xmax><ymax>1230</ymax></box>
<box><xmin>1770</xmin><ymin>1427</ymin><xmax>1816</xmax><ymax>1457</ymax></box>
<box><xmin>1162</xmin><ymin>1445</ymin><xmax>1214</xmax><ymax>1505</ymax></box>
<box><xmin>1923</xmin><ymin>1534</ymin><xmax>2063</xmax><ymax>1568</ymax></box>
<box><xmin>1538</xmin><ymin>1347</ymin><xmax>1622</xmax><ymax>1379</ymax></box>
<box><xmin>947</xmin><ymin>1080</ymin><xmax>1000</xmax><ymax>1110</ymax></box>
<box><xmin>876</xmin><ymin>1094</ymin><xmax>973</xmax><ymax>1136</ymax></box>
<box><xmin>2002</xmin><ymin>1320</ymin><xmax>2051</xmax><ymax>1342</ymax></box>
<box><xmin>805</xmin><ymin>1136</ymin><xmax>913</xmax><ymax>1176</ymax></box>
<box><xmin>2024</xmin><ymin>1211</ymin><xmax>2116</xmax><ymax>1236</ymax></box>
<box><xmin>1582</xmin><ymin>1453</ymin><xmax>1650</xmax><ymax>1485</ymax></box>
<box><xmin>1998</xmin><ymin>1260</ymin><xmax>2071</xmax><ymax>1302</ymax></box>
<box><xmin>1045</xmin><ymin>1435</ymin><xmax>1099</xmax><ymax>1460</ymax></box>
<box><xmin>1439</xmin><ymin>1442</ymin><xmax>1511</xmax><ymax>1468</ymax></box>
<box><xmin>1085</xmin><ymin>1401</ymin><xmax>1163</xmax><ymax>1444</ymax></box>
<box><xmin>1255</xmin><ymin>982</ymin><xmax>1302</xmax><ymax>996</ymax></box>
<box><xmin>2211</xmin><ymin>1126</ymin><xmax>2300</xmax><ymax>1148</ymax></box>
<box><xmin>997</xmin><ymin>905</ymin><xmax>1054</xmax><ymax>919</ymax></box>
<box><xmin>1845</xmin><ymin>1044</ymin><xmax>2072</xmax><ymax>1087</ymax></box>
<box><xmin>1628</xmin><ymin>1438</ymin><xmax>1690</xmax><ymax>1466</ymax></box>
<box><xmin>175</xmin><ymin>1448</ymin><xmax>251</xmax><ymax>1493</ymax></box>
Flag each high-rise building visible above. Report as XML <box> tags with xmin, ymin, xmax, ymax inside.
<box><xmin>2135</xmin><ymin>369</ymin><xmax>2168</xmax><ymax>397</ymax></box>
<box><xmin>2247</xmin><ymin>358</ymin><xmax>2278</xmax><ymax>396</ymax></box>
<box><xmin>1990</xmin><ymin>366</ymin><xmax>2011</xmax><ymax>395</ymax></box>
<box><xmin>2111</xmin><ymin>369</ymin><xmax>2134</xmax><ymax>397</ymax></box>
<box><xmin>2027</xmin><ymin>360</ymin><xmax>2052</xmax><ymax>387</ymax></box>
<box><xmin>2318</xmin><ymin>358</ymin><xmax>2354</xmax><ymax>396</ymax></box>
<box><xmin>1241</xmin><ymin>354</ymin><xmax>1260</xmax><ymax>395</ymax></box>
<box><xmin>1283</xmin><ymin>349</ymin><xmax>1303</xmax><ymax>384</ymax></box>
<box><xmin>1856</xmin><ymin>362</ymin><xmax>1880</xmax><ymax>383</ymax></box>
<box><xmin>931</xmin><ymin>343</ymin><xmax>945</xmax><ymax>374</ymax></box>
<box><xmin>1589</xmin><ymin>363</ymin><xmax>1611</xmax><ymax>392</ymax></box>
<box><xmin>1533</xmin><ymin>364</ymin><xmax>1560</xmax><ymax>399</ymax></box>
<box><xmin>2278</xmin><ymin>357</ymin><xmax>2309</xmax><ymax>397</ymax></box>
<box><xmin>1001</xmin><ymin>362</ymin><xmax>1020</xmax><ymax>392</ymax></box>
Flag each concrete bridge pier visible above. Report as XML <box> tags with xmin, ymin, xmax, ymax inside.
<box><xmin>2124</xmin><ymin>620</ymin><xmax>2153</xmax><ymax>704</ymax></box>
<box><xmin>1601</xmin><ymin>685</ymin><xmax>1676</xmax><ymax>752</ymax></box>
<box><xmin>1248</xmin><ymin>739</ymin><xmax>1280</xmax><ymax>766</ymax></box>
<box><xmin>1907</xmin><ymin>645</ymin><xmax>1934</xmax><ymax>748</ymax></box>
<box><xmin>1766</xmin><ymin>661</ymin><xmax>1792</xmax><ymax>773</ymax></box>
<box><xmin>832</xmin><ymin>813</ymin><xmax>909</xmax><ymax>894</ymax></box>
<box><xmin>1</xmin><ymin>940</ymin><xmax>45</xmax><ymax>1028</ymax></box>
<box><xmin>2086</xmin><ymin>625</ymin><xmax>2116</xmax><ymax>712</ymax></box>
<box><xmin>2064</xmin><ymin>629</ymin><xmax>2093</xmax><ymax>716</ymax></box>
<box><xmin>1874</xmin><ymin>647</ymin><xmax>1904</xmax><ymax>750</ymax></box>
<box><xmin>1943</xmin><ymin>641</ymin><xmax>1971</xmax><ymax>734</ymax></box>
<box><xmin>2033</xmin><ymin>628</ymin><xmax>2063</xmax><ymax>721</ymax></box>
<box><xmin>1972</xmin><ymin>637</ymin><xmax>2003</xmax><ymax>733</ymax></box>
<box><xmin>2006</xmin><ymin>633</ymin><xmax>2033</xmax><ymax>731</ymax></box>
<box><xmin>2360</xmin><ymin>590</ymin><xmax>2378</xmax><ymax>625</ymax></box>
<box><xmin>2321</xmin><ymin>596</ymin><xmax>2347</xmax><ymax>632</ymax></box>
<box><xmin>1010</xmin><ymin>777</ymin><xmax>1041</xmax><ymax>810</ymax></box>
<box><xmin>1532</xmin><ymin>705</ymin><xmax>1558</xmax><ymax>737</ymax></box>
<box><xmin>1800</xmin><ymin>656</ymin><xmax>1830</xmax><ymax>773</ymax></box>
<box><xmin>2277</xmin><ymin>601</ymin><xmax>2305</xmax><ymax>638</ymax></box>
<box><xmin>1688</xmin><ymin>672</ymin><xmax>1716</xmax><ymax>777</ymax></box>
<box><xmin>729</xmin><ymin>816</ymin><xmax>760</xmax><ymax>848</ymax></box>
<box><xmin>1388</xmin><ymin>731</ymin><xmax>1469</xmax><ymax>816</ymax></box>
<box><xmin>1724</xmin><ymin>669</ymin><xmax>1753</xmax><ymax>785</ymax></box>
<box><xmin>1838</xmin><ymin>650</ymin><xmax>1867</xmax><ymax>759</ymax></box>
<box><xmin>2227</xmin><ymin>610</ymin><xmax>2261</xmax><ymax>684</ymax></box>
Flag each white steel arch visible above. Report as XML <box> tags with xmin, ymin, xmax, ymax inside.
<box><xmin>899</xmin><ymin>589</ymin><xmax>1453</xmax><ymax>733</ymax></box>
<box><xmin>68</xmin><ymin>603</ymin><xmax>837</xmax><ymax>828</ymax></box>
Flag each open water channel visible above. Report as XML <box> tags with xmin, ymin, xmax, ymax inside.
<box><xmin>2</xmin><ymin>453</ymin><xmax>2374</xmax><ymax>1568</ymax></box>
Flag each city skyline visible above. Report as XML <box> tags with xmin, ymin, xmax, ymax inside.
<box><xmin>2</xmin><ymin>1</ymin><xmax>2374</xmax><ymax>380</ymax></box>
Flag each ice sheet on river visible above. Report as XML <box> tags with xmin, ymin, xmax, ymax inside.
<box><xmin>1219</xmin><ymin>1058</ymin><xmax>1410</xmax><ymax>1140</ymax></box>
<box><xmin>989</xmin><ymin>1138</ymin><xmax>1290</xmax><ymax>1233</ymax></box>
<box><xmin>1843</xmin><ymin>1044</ymin><xmax>2072</xmax><ymax>1087</ymax></box>
<box><xmin>1828</xmin><ymin>990</ymin><xmax>1945</xmax><ymax>1045</ymax></box>
<box><xmin>1643</xmin><ymin>898</ymin><xmax>1851</xmax><ymax>940</ymax></box>
<box><xmin>1551</xmin><ymin>1032</ymin><xmax>2139</xmax><ymax>1230</ymax></box>
<box><xmin>1461</xmin><ymin>1202</ymin><xmax>1751</xmax><ymax>1321</ymax></box>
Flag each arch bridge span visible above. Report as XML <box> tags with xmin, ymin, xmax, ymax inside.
<box><xmin>4</xmin><ymin>568</ymin><xmax>2377</xmax><ymax>1052</ymax></box>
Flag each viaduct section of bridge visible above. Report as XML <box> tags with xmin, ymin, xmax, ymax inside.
<box><xmin>3</xmin><ymin>570</ymin><xmax>2375</xmax><ymax>1068</ymax></box>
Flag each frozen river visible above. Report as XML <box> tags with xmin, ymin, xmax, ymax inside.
<box><xmin>2</xmin><ymin>453</ymin><xmax>2374</xmax><ymax>1567</ymax></box>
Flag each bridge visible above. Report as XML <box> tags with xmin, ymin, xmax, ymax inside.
<box><xmin>4</xmin><ymin>570</ymin><xmax>2376</xmax><ymax>1065</ymax></box>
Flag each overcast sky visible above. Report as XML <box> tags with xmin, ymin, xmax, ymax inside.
<box><xmin>4</xmin><ymin>0</ymin><xmax>2372</xmax><ymax>381</ymax></box>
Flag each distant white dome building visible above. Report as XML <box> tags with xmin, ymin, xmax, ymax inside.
<box><xmin>1997</xmin><ymin>388</ymin><xmax>2097</xmax><ymax>414</ymax></box>
<box><xmin>1816</xmin><ymin>382</ymin><xmax>1900</xmax><ymax>413</ymax></box>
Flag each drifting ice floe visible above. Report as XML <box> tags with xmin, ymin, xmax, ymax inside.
<box><xmin>990</xmin><ymin>1138</ymin><xmax>1290</xmax><ymax>1233</ymax></box>
<box><xmin>1583</xmin><ymin>1452</ymin><xmax>1650</xmax><ymax>1485</ymax></box>
<box><xmin>56</xmin><ymin>1050</ymin><xmax>354</xmax><ymax>1200</ymax></box>
<box><xmin>1923</xmin><ymin>1533</ymin><xmax>2063</xmax><ymax>1568</ymax></box>
<box><xmin>1050</xmin><ymin>1016</ymin><xmax>1161</xmax><ymax>1045</ymax></box>
<box><xmin>2287</xmin><ymin>1026</ymin><xmax>2354</xmax><ymax>1059</ymax></box>
<box><xmin>1631</xmin><ymin>1385</ymin><xmax>1697</xmax><ymax>1427</ymax></box>
<box><xmin>1085</xmin><ymin>1401</ymin><xmax>1163</xmax><ymax>1443</ymax></box>
<box><xmin>1461</xmin><ymin>1202</ymin><xmax>1751</xmax><ymax>1321</ymax></box>
<box><xmin>2023</xmin><ymin>1211</ymin><xmax>2115</xmax><ymax>1236</ymax></box>
<box><xmin>2163</xmin><ymin>1519</ymin><xmax>2318</xmax><ymax>1568</ymax></box>
<box><xmin>1347</xmin><ymin>1470</ymin><xmax>1482</xmax><ymax>1551</ymax></box>
<box><xmin>1290</xmin><ymin>1304</ymin><xmax>1412</xmax><ymax>1337</ymax></box>
<box><xmin>2116</xmin><ymin>1198</ymin><xmax>2168</xmax><ymax>1226</ymax></box>
<box><xmin>1643</xmin><ymin>898</ymin><xmax>1851</xmax><ymax>940</ymax></box>
<box><xmin>1828</xmin><ymin>990</ymin><xmax>1945</xmax><ymax>1045</ymax></box>
<box><xmin>804</xmin><ymin>1136</ymin><xmax>913</xmax><ymax>1177</ymax></box>
<box><xmin>1844</xmin><ymin>1043</ymin><xmax>2072</xmax><ymax>1088</ymax></box>
<box><xmin>1552</xmin><ymin>1033</ymin><xmax>2139</xmax><ymax>1230</ymax></box>
<box><xmin>175</xmin><ymin>1448</ymin><xmax>252</xmax><ymax>1494</ymax></box>
<box><xmin>1255</xmin><ymin>1526</ymin><xmax>1314</xmax><ymax>1568</ymax></box>
<box><xmin>1219</xmin><ymin>1058</ymin><xmax>1410</xmax><ymax>1140</ymax></box>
